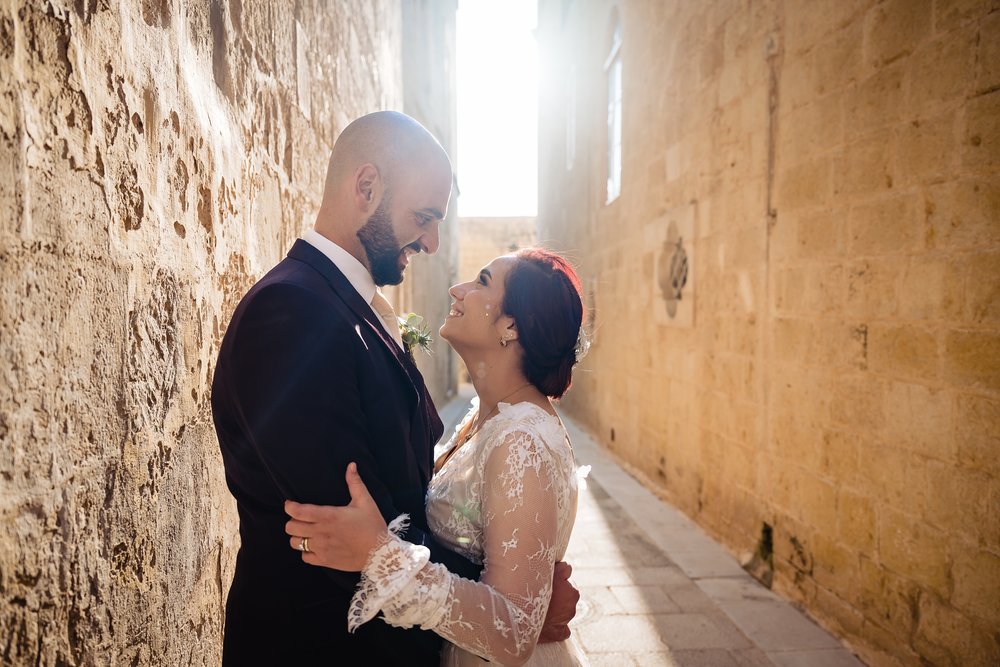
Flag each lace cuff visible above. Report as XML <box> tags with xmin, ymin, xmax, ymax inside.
<box><xmin>347</xmin><ymin>514</ymin><xmax>454</xmax><ymax>633</ymax></box>
<box><xmin>348</xmin><ymin>515</ymin><xmax>429</xmax><ymax>632</ymax></box>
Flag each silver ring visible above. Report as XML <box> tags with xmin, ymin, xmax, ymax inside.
<box><xmin>298</xmin><ymin>537</ymin><xmax>310</xmax><ymax>553</ymax></box>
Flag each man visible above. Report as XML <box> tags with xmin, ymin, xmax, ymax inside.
<box><xmin>211</xmin><ymin>111</ymin><xmax>577</xmax><ymax>665</ymax></box>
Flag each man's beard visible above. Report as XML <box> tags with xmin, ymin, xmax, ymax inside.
<box><xmin>357</xmin><ymin>196</ymin><xmax>405</xmax><ymax>286</ymax></box>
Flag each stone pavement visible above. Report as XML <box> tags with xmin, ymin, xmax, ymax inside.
<box><xmin>439</xmin><ymin>391</ymin><xmax>866</xmax><ymax>667</ymax></box>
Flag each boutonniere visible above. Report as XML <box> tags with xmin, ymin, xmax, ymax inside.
<box><xmin>398</xmin><ymin>313</ymin><xmax>433</xmax><ymax>355</ymax></box>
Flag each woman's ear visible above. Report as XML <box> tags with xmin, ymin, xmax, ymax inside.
<box><xmin>496</xmin><ymin>315</ymin><xmax>518</xmax><ymax>342</ymax></box>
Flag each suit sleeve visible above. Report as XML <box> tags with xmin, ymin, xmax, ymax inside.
<box><xmin>228</xmin><ymin>282</ymin><xmax>480</xmax><ymax>582</ymax></box>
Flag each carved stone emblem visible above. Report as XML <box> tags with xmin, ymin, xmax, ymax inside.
<box><xmin>653</xmin><ymin>204</ymin><xmax>695</xmax><ymax>328</ymax></box>
<box><xmin>659</xmin><ymin>234</ymin><xmax>688</xmax><ymax>317</ymax></box>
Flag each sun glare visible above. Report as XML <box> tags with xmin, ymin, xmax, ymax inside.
<box><xmin>456</xmin><ymin>0</ymin><xmax>538</xmax><ymax>217</ymax></box>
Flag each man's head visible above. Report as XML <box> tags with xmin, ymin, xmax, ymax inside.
<box><xmin>315</xmin><ymin>111</ymin><xmax>452</xmax><ymax>286</ymax></box>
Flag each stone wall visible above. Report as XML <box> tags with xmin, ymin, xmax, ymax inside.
<box><xmin>458</xmin><ymin>216</ymin><xmax>537</xmax><ymax>286</ymax></box>
<box><xmin>0</xmin><ymin>2</ymin><xmax>404</xmax><ymax>664</ymax></box>
<box><xmin>389</xmin><ymin>0</ymin><xmax>460</xmax><ymax>406</ymax></box>
<box><xmin>538</xmin><ymin>1</ymin><xmax>999</xmax><ymax>665</ymax></box>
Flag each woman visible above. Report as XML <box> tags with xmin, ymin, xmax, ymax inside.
<box><xmin>285</xmin><ymin>248</ymin><xmax>588</xmax><ymax>666</ymax></box>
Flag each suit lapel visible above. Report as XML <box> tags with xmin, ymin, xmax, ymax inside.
<box><xmin>286</xmin><ymin>240</ymin><xmax>423</xmax><ymax>394</ymax></box>
<box><xmin>286</xmin><ymin>240</ymin><xmax>402</xmax><ymax>354</ymax></box>
<box><xmin>286</xmin><ymin>240</ymin><xmax>438</xmax><ymax>480</ymax></box>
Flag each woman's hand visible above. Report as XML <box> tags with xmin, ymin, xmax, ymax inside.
<box><xmin>285</xmin><ymin>462</ymin><xmax>388</xmax><ymax>571</ymax></box>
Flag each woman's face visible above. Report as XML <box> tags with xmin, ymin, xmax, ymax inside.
<box><xmin>440</xmin><ymin>256</ymin><xmax>516</xmax><ymax>350</ymax></box>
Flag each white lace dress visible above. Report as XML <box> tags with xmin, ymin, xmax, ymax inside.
<box><xmin>348</xmin><ymin>400</ymin><xmax>587</xmax><ymax>666</ymax></box>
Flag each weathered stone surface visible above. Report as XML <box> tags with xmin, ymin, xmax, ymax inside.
<box><xmin>537</xmin><ymin>1</ymin><xmax>1000</xmax><ymax>665</ymax></box>
<box><xmin>0</xmin><ymin>1</ymin><xmax>417</xmax><ymax>664</ymax></box>
<box><xmin>943</xmin><ymin>328</ymin><xmax>1000</xmax><ymax>391</ymax></box>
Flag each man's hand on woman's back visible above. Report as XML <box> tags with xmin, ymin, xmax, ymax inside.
<box><xmin>539</xmin><ymin>561</ymin><xmax>580</xmax><ymax>643</ymax></box>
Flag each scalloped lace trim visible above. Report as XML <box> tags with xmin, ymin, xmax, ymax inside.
<box><xmin>348</xmin><ymin>515</ymin><xmax>430</xmax><ymax>632</ymax></box>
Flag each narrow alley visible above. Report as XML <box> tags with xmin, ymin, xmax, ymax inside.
<box><xmin>2</xmin><ymin>2</ymin><xmax>996</xmax><ymax>665</ymax></box>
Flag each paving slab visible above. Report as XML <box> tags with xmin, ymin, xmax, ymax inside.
<box><xmin>667</xmin><ymin>547</ymin><xmax>751</xmax><ymax>579</ymax></box>
<box><xmin>670</xmin><ymin>648</ymin><xmax>773</xmax><ymax>667</ymax></box>
<box><xmin>664</xmin><ymin>583</ymin><xmax>720</xmax><ymax>613</ymax></box>
<box><xmin>570</xmin><ymin>566</ymin><xmax>693</xmax><ymax>588</ymax></box>
<box><xmin>720</xmin><ymin>601</ymin><xmax>845</xmax><ymax>651</ymax></box>
<box><xmin>768</xmin><ymin>649</ymin><xmax>866</xmax><ymax>667</ymax></box>
<box><xmin>696</xmin><ymin>577</ymin><xmax>784</xmax><ymax>604</ymax></box>
<box><xmin>651</xmin><ymin>613</ymin><xmax>753</xmax><ymax>650</ymax></box>
<box><xmin>634</xmin><ymin>654</ymin><xmax>685</xmax><ymax>667</ymax></box>
<box><xmin>577</xmin><ymin>585</ymin><xmax>628</xmax><ymax>616</ymax></box>
<box><xmin>609</xmin><ymin>585</ymin><xmax>684</xmax><ymax>614</ymax></box>
<box><xmin>578</xmin><ymin>615</ymin><xmax>671</xmax><ymax>653</ymax></box>
<box><xmin>588</xmin><ymin>653</ymin><xmax>642</xmax><ymax>667</ymax></box>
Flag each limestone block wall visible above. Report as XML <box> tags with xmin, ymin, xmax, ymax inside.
<box><xmin>0</xmin><ymin>2</ymin><xmax>403</xmax><ymax>664</ymax></box>
<box><xmin>538</xmin><ymin>1</ymin><xmax>999</xmax><ymax>665</ymax></box>
<box><xmin>390</xmin><ymin>0</ymin><xmax>461</xmax><ymax>406</ymax></box>
<box><xmin>458</xmin><ymin>216</ymin><xmax>537</xmax><ymax>284</ymax></box>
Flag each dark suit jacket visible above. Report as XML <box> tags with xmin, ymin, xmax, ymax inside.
<box><xmin>211</xmin><ymin>240</ymin><xmax>480</xmax><ymax>665</ymax></box>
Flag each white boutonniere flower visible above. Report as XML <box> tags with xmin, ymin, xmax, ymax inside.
<box><xmin>398</xmin><ymin>313</ymin><xmax>432</xmax><ymax>355</ymax></box>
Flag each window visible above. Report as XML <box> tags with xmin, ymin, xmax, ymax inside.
<box><xmin>604</xmin><ymin>13</ymin><xmax>622</xmax><ymax>203</ymax></box>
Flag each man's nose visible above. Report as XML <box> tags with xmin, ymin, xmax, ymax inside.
<box><xmin>419</xmin><ymin>219</ymin><xmax>441</xmax><ymax>255</ymax></box>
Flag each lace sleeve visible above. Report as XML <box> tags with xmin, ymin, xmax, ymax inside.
<box><xmin>348</xmin><ymin>428</ymin><xmax>562</xmax><ymax>665</ymax></box>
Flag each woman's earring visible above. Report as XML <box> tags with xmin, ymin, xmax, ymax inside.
<box><xmin>500</xmin><ymin>336</ymin><xmax>509</xmax><ymax>348</ymax></box>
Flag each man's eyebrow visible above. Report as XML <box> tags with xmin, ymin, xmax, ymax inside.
<box><xmin>416</xmin><ymin>207</ymin><xmax>445</xmax><ymax>220</ymax></box>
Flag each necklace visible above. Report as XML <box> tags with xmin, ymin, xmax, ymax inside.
<box><xmin>463</xmin><ymin>382</ymin><xmax>533</xmax><ymax>443</ymax></box>
<box><xmin>434</xmin><ymin>382</ymin><xmax>534</xmax><ymax>474</ymax></box>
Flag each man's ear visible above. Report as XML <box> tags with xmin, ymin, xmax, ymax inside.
<box><xmin>355</xmin><ymin>163</ymin><xmax>380</xmax><ymax>210</ymax></box>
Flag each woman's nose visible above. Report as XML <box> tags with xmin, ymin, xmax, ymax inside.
<box><xmin>448</xmin><ymin>282</ymin><xmax>465</xmax><ymax>300</ymax></box>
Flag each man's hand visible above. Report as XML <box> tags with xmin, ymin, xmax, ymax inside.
<box><xmin>538</xmin><ymin>561</ymin><xmax>580</xmax><ymax>643</ymax></box>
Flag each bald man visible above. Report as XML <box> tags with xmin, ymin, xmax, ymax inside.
<box><xmin>211</xmin><ymin>112</ymin><xmax>576</xmax><ymax>665</ymax></box>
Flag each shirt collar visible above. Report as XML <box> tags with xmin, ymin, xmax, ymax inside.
<box><xmin>302</xmin><ymin>229</ymin><xmax>377</xmax><ymax>304</ymax></box>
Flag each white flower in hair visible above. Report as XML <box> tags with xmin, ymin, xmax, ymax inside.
<box><xmin>574</xmin><ymin>328</ymin><xmax>591</xmax><ymax>364</ymax></box>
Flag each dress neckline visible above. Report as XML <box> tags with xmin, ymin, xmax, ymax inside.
<box><xmin>496</xmin><ymin>399</ymin><xmax>560</xmax><ymax>422</ymax></box>
<box><xmin>436</xmin><ymin>399</ymin><xmax>568</xmax><ymax>475</ymax></box>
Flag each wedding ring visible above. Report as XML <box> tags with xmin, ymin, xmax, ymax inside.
<box><xmin>298</xmin><ymin>537</ymin><xmax>310</xmax><ymax>553</ymax></box>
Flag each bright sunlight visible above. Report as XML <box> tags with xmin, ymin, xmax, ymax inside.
<box><xmin>456</xmin><ymin>0</ymin><xmax>538</xmax><ymax>217</ymax></box>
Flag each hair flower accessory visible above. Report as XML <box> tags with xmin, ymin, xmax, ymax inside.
<box><xmin>398</xmin><ymin>313</ymin><xmax>433</xmax><ymax>355</ymax></box>
<box><xmin>574</xmin><ymin>327</ymin><xmax>591</xmax><ymax>364</ymax></box>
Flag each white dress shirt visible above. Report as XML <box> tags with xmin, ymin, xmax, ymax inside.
<box><xmin>302</xmin><ymin>229</ymin><xmax>402</xmax><ymax>348</ymax></box>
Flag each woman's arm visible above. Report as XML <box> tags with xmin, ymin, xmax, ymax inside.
<box><xmin>351</xmin><ymin>428</ymin><xmax>563</xmax><ymax>665</ymax></box>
